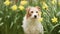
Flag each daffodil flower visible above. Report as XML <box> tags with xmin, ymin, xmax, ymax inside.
<box><xmin>18</xmin><ymin>5</ymin><xmax>24</xmax><ymax>10</ymax></box>
<box><xmin>20</xmin><ymin>1</ymin><xmax>28</xmax><ymax>6</ymax></box>
<box><xmin>4</xmin><ymin>0</ymin><xmax>11</xmax><ymax>6</ymax></box>
<box><xmin>38</xmin><ymin>18</ymin><xmax>43</xmax><ymax>22</ymax></box>
<box><xmin>58</xmin><ymin>2</ymin><xmax>60</xmax><ymax>6</ymax></box>
<box><xmin>42</xmin><ymin>2</ymin><xmax>48</xmax><ymax>10</ymax></box>
<box><xmin>51</xmin><ymin>0</ymin><xmax>57</xmax><ymax>5</ymax></box>
<box><xmin>11</xmin><ymin>5</ymin><xmax>17</xmax><ymax>11</ymax></box>
<box><xmin>51</xmin><ymin>17</ymin><xmax>58</xmax><ymax>23</ymax></box>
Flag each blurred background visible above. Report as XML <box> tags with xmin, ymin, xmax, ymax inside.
<box><xmin>0</xmin><ymin>0</ymin><xmax>60</xmax><ymax>34</ymax></box>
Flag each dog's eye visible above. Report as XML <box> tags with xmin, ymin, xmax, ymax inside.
<box><xmin>36</xmin><ymin>11</ymin><xmax>38</xmax><ymax>13</ymax></box>
<box><xmin>31</xmin><ymin>11</ymin><xmax>33</xmax><ymax>13</ymax></box>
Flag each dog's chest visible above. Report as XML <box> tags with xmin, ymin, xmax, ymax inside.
<box><xmin>26</xmin><ymin>21</ymin><xmax>40</xmax><ymax>33</ymax></box>
<box><xmin>27</xmin><ymin>24</ymin><xmax>39</xmax><ymax>32</ymax></box>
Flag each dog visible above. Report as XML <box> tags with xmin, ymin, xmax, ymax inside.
<box><xmin>22</xmin><ymin>6</ymin><xmax>44</xmax><ymax>34</ymax></box>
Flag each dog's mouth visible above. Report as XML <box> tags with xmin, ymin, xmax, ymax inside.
<box><xmin>30</xmin><ymin>15</ymin><xmax>38</xmax><ymax>19</ymax></box>
<box><xmin>32</xmin><ymin>16</ymin><xmax>38</xmax><ymax>19</ymax></box>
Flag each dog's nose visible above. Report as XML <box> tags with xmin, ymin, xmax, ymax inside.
<box><xmin>34</xmin><ymin>15</ymin><xmax>37</xmax><ymax>18</ymax></box>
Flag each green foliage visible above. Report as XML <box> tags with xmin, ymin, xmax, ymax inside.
<box><xmin>0</xmin><ymin>0</ymin><xmax>60</xmax><ymax>34</ymax></box>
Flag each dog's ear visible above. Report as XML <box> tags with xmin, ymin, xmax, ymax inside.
<box><xmin>26</xmin><ymin>6</ymin><xmax>31</xmax><ymax>12</ymax></box>
<box><xmin>35</xmin><ymin>6</ymin><xmax>41</xmax><ymax>10</ymax></box>
<box><xmin>26</xmin><ymin>6</ymin><xmax>31</xmax><ymax>19</ymax></box>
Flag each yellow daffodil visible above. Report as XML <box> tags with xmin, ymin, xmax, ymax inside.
<box><xmin>20</xmin><ymin>1</ymin><xmax>28</xmax><ymax>5</ymax></box>
<box><xmin>58</xmin><ymin>0</ymin><xmax>60</xmax><ymax>6</ymax></box>
<box><xmin>11</xmin><ymin>5</ymin><xmax>17</xmax><ymax>11</ymax></box>
<box><xmin>42</xmin><ymin>2</ymin><xmax>48</xmax><ymax>10</ymax></box>
<box><xmin>38</xmin><ymin>18</ymin><xmax>43</xmax><ymax>22</ymax></box>
<box><xmin>51</xmin><ymin>17</ymin><xmax>58</xmax><ymax>23</ymax></box>
<box><xmin>58</xmin><ymin>2</ymin><xmax>60</xmax><ymax>6</ymax></box>
<box><xmin>4</xmin><ymin>0</ymin><xmax>11</xmax><ymax>6</ymax></box>
<box><xmin>51</xmin><ymin>0</ymin><xmax>57</xmax><ymax>5</ymax></box>
<box><xmin>18</xmin><ymin>5</ymin><xmax>24</xmax><ymax>10</ymax></box>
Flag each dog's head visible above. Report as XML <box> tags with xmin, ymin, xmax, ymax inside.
<box><xmin>26</xmin><ymin>6</ymin><xmax>41</xmax><ymax>19</ymax></box>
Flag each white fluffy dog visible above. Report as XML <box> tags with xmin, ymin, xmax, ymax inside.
<box><xmin>22</xmin><ymin>6</ymin><xmax>44</xmax><ymax>34</ymax></box>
